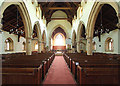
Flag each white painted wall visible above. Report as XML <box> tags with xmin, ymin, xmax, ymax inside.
<box><xmin>93</xmin><ymin>29</ymin><xmax>119</xmax><ymax>54</ymax></box>
<box><xmin>0</xmin><ymin>0</ymin><xmax>47</xmax><ymax>54</ymax></box>
<box><xmin>0</xmin><ymin>0</ymin><xmax>47</xmax><ymax>38</ymax></box>
<box><xmin>72</xmin><ymin>1</ymin><xmax>94</xmax><ymax>33</ymax></box>
<box><xmin>46</xmin><ymin>11</ymin><xmax>72</xmax><ymax>47</ymax></box>
<box><xmin>0</xmin><ymin>31</ymin><xmax>26</xmax><ymax>54</ymax></box>
<box><xmin>22</xmin><ymin>0</ymin><xmax>47</xmax><ymax>36</ymax></box>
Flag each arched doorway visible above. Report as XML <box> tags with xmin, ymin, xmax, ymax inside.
<box><xmin>1</xmin><ymin>2</ymin><xmax>32</xmax><ymax>55</ymax></box>
<box><xmin>87</xmin><ymin>3</ymin><xmax>118</xmax><ymax>55</ymax></box>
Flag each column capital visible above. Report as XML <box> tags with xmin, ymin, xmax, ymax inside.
<box><xmin>41</xmin><ymin>41</ymin><xmax>46</xmax><ymax>44</ymax></box>
<box><xmin>38</xmin><ymin>41</ymin><xmax>41</xmax><ymax>43</ymax></box>
<box><xmin>116</xmin><ymin>23</ymin><xmax>120</xmax><ymax>28</ymax></box>
<box><xmin>86</xmin><ymin>37</ymin><xmax>93</xmax><ymax>40</ymax></box>
<box><xmin>0</xmin><ymin>24</ymin><xmax>3</xmax><ymax>30</ymax></box>
<box><xmin>76</xmin><ymin>41</ymin><xmax>80</xmax><ymax>43</ymax></box>
<box><xmin>118</xmin><ymin>12</ymin><xmax>120</xmax><ymax>18</ymax></box>
<box><xmin>0</xmin><ymin>14</ymin><xmax>3</xmax><ymax>19</ymax></box>
<box><xmin>26</xmin><ymin>37</ymin><xmax>32</xmax><ymax>39</ymax></box>
<box><xmin>0</xmin><ymin>14</ymin><xmax>3</xmax><ymax>29</ymax></box>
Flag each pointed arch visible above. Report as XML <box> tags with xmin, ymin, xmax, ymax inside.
<box><xmin>1</xmin><ymin>1</ymin><xmax>32</xmax><ymax>38</ymax></box>
<box><xmin>87</xmin><ymin>1</ymin><xmax>119</xmax><ymax>38</ymax></box>
<box><xmin>5</xmin><ymin>37</ymin><xmax>14</xmax><ymax>51</ymax></box>
<box><xmin>77</xmin><ymin>21</ymin><xmax>86</xmax><ymax>42</ymax></box>
<box><xmin>32</xmin><ymin>21</ymin><xmax>41</xmax><ymax>52</ymax></box>
<box><xmin>49</xmin><ymin>24</ymin><xmax>69</xmax><ymax>39</ymax></box>
<box><xmin>1</xmin><ymin>1</ymin><xmax>33</xmax><ymax>55</ymax></box>
<box><xmin>22</xmin><ymin>42</ymin><xmax>26</xmax><ymax>51</ymax></box>
<box><xmin>92</xmin><ymin>41</ymin><xmax>96</xmax><ymax>51</ymax></box>
<box><xmin>86</xmin><ymin>1</ymin><xmax>119</xmax><ymax>55</ymax></box>
<box><xmin>32</xmin><ymin>21</ymin><xmax>41</xmax><ymax>41</ymax></box>
<box><xmin>105</xmin><ymin>37</ymin><xmax>114</xmax><ymax>52</ymax></box>
<box><xmin>53</xmin><ymin>33</ymin><xmax>66</xmax><ymax>46</ymax></box>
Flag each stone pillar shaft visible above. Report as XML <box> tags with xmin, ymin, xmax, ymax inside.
<box><xmin>87</xmin><ymin>37</ymin><xmax>93</xmax><ymax>55</ymax></box>
<box><xmin>26</xmin><ymin>37</ymin><xmax>32</xmax><ymax>55</ymax></box>
<box><xmin>77</xmin><ymin>42</ymin><xmax>80</xmax><ymax>53</ymax></box>
<box><xmin>38</xmin><ymin>41</ymin><xmax>41</xmax><ymax>53</ymax></box>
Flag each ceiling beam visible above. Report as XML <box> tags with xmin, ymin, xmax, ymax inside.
<box><xmin>43</xmin><ymin>7</ymin><xmax>77</xmax><ymax>10</ymax></box>
<box><xmin>47</xmin><ymin>18</ymin><xmax>72</xmax><ymax>20</ymax></box>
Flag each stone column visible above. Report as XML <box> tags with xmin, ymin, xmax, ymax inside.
<box><xmin>72</xmin><ymin>42</ymin><xmax>75</xmax><ymax>53</ymax></box>
<box><xmin>38</xmin><ymin>40</ymin><xmax>41</xmax><ymax>53</ymax></box>
<box><xmin>49</xmin><ymin>44</ymin><xmax>51</xmax><ymax>51</ymax></box>
<box><xmin>43</xmin><ymin>42</ymin><xmax>46</xmax><ymax>53</ymax></box>
<box><xmin>49</xmin><ymin>38</ymin><xmax>51</xmax><ymax>51</ymax></box>
<box><xmin>67</xmin><ymin>44</ymin><xmax>72</xmax><ymax>53</ymax></box>
<box><xmin>26</xmin><ymin>37</ymin><xmax>32</xmax><ymax>55</ymax></box>
<box><xmin>41</xmin><ymin>41</ymin><xmax>43</xmax><ymax>52</ymax></box>
<box><xmin>86</xmin><ymin>37</ymin><xmax>93</xmax><ymax>55</ymax></box>
<box><xmin>41</xmin><ymin>41</ymin><xmax>46</xmax><ymax>53</ymax></box>
<box><xmin>77</xmin><ymin>41</ymin><xmax>80</xmax><ymax>53</ymax></box>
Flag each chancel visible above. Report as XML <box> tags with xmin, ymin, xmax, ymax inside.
<box><xmin>0</xmin><ymin>0</ymin><xmax>120</xmax><ymax>85</ymax></box>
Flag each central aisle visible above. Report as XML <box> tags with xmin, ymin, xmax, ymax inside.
<box><xmin>43</xmin><ymin>56</ymin><xmax>76</xmax><ymax>84</ymax></box>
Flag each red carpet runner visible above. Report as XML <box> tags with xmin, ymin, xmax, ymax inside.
<box><xmin>43</xmin><ymin>56</ymin><xmax>76</xmax><ymax>84</ymax></box>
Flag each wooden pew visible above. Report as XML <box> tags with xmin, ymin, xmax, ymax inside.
<box><xmin>77</xmin><ymin>66</ymin><xmax>119</xmax><ymax>85</ymax></box>
<box><xmin>2</xmin><ymin>53</ymin><xmax>55</xmax><ymax>85</ymax></box>
<box><xmin>2</xmin><ymin>67</ymin><xmax>42</xmax><ymax>84</ymax></box>
<box><xmin>1</xmin><ymin>52</ymin><xmax>26</xmax><ymax>61</ymax></box>
<box><xmin>63</xmin><ymin>53</ymin><xmax>120</xmax><ymax>85</ymax></box>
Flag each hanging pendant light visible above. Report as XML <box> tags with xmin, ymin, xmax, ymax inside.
<box><xmin>100</xmin><ymin>7</ymin><xmax>104</xmax><ymax>34</ymax></box>
<box><xmin>16</xmin><ymin>8</ymin><xmax>19</xmax><ymax>28</ymax></box>
<box><xmin>98</xmin><ymin>7</ymin><xmax>103</xmax><ymax>42</ymax></box>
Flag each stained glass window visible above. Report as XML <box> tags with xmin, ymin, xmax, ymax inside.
<box><xmin>35</xmin><ymin>42</ymin><xmax>38</xmax><ymax>50</ymax></box>
<box><xmin>54</xmin><ymin>34</ymin><xmax>65</xmax><ymax>46</ymax></box>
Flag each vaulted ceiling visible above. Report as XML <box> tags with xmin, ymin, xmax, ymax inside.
<box><xmin>38</xmin><ymin>2</ymin><xmax>81</xmax><ymax>24</ymax></box>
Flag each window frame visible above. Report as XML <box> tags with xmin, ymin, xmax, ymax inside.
<box><xmin>5</xmin><ymin>38</ymin><xmax>14</xmax><ymax>51</ymax></box>
<box><xmin>105</xmin><ymin>38</ymin><xmax>114</xmax><ymax>52</ymax></box>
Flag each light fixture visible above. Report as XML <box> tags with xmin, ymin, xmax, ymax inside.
<box><xmin>95</xmin><ymin>7</ymin><xmax>110</xmax><ymax>35</ymax></box>
<box><xmin>94</xmin><ymin>7</ymin><xmax>110</xmax><ymax>42</ymax></box>
<box><xmin>95</xmin><ymin>8</ymin><xmax>104</xmax><ymax>35</ymax></box>
<box><xmin>9</xmin><ymin>8</ymin><xmax>24</xmax><ymax>36</ymax></box>
<box><xmin>17</xmin><ymin>8</ymin><xmax>19</xmax><ymax>27</ymax></box>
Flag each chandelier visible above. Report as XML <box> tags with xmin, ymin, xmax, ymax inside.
<box><xmin>9</xmin><ymin>8</ymin><xmax>24</xmax><ymax>35</ymax></box>
<box><xmin>95</xmin><ymin>7</ymin><xmax>110</xmax><ymax>35</ymax></box>
<box><xmin>95</xmin><ymin>7</ymin><xmax>110</xmax><ymax>42</ymax></box>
